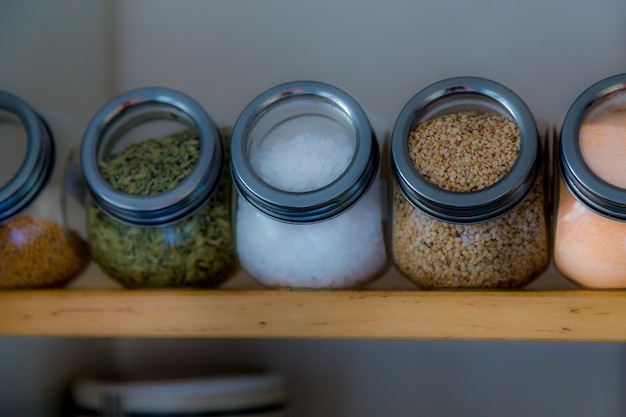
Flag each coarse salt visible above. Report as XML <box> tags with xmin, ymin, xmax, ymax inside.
<box><xmin>250</xmin><ymin>115</ymin><xmax>354</xmax><ymax>192</ymax></box>
<box><xmin>236</xmin><ymin>183</ymin><xmax>387</xmax><ymax>288</ymax></box>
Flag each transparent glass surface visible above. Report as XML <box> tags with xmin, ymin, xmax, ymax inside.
<box><xmin>247</xmin><ymin>96</ymin><xmax>357</xmax><ymax>192</ymax></box>
<box><xmin>579</xmin><ymin>89</ymin><xmax>626</xmax><ymax>188</ymax></box>
<box><xmin>84</xmin><ymin>166</ymin><xmax>235</xmax><ymax>289</ymax></box>
<box><xmin>0</xmin><ymin>110</ymin><xmax>28</xmax><ymax>188</ymax></box>
<box><xmin>73</xmin><ymin>127</ymin><xmax>236</xmax><ymax>289</ymax></box>
<box><xmin>234</xmin><ymin>175</ymin><xmax>387</xmax><ymax>289</ymax></box>
<box><xmin>554</xmin><ymin>179</ymin><xmax>626</xmax><ymax>288</ymax></box>
<box><xmin>0</xmin><ymin>184</ymin><xmax>89</xmax><ymax>288</ymax></box>
<box><xmin>0</xmin><ymin>109</ymin><xmax>88</xmax><ymax>288</ymax></box>
<box><xmin>391</xmin><ymin>175</ymin><xmax>549</xmax><ymax>289</ymax></box>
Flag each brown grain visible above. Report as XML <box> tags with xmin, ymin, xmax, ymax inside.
<box><xmin>392</xmin><ymin>181</ymin><xmax>548</xmax><ymax>288</ymax></box>
<box><xmin>408</xmin><ymin>111</ymin><xmax>520</xmax><ymax>192</ymax></box>
<box><xmin>0</xmin><ymin>216</ymin><xmax>89</xmax><ymax>288</ymax></box>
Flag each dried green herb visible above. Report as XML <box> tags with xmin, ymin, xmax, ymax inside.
<box><xmin>98</xmin><ymin>130</ymin><xmax>201</xmax><ymax>196</ymax></box>
<box><xmin>88</xmin><ymin>128</ymin><xmax>235</xmax><ymax>288</ymax></box>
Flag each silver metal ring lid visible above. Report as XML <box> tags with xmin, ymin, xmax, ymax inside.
<box><xmin>559</xmin><ymin>74</ymin><xmax>626</xmax><ymax>221</ymax></box>
<box><xmin>81</xmin><ymin>87</ymin><xmax>224</xmax><ymax>227</ymax></box>
<box><xmin>230</xmin><ymin>81</ymin><xmax>379</xmax><ymax>223</ymax></box>
<box><xmin>0</xmin><ymin>91</ymin><xmax>55</xmax><ymax>224</ymax></box>
<box><xmin>391</xmin><ymin>77</ymin><xmax>540</xmax><ymax>224</ymax></box>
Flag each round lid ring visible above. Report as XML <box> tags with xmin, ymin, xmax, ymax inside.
<box><xmin>391</xmin><ymin>76</ymin><xmax>540</xmax><ymax>224</ymax></box>
<box><xmin>230</xmin><ymin>81</ymin><xmax>379</xmax><ymax>223</ymax></box>
<box><xmin>80</xmin><ymin>87</ymin><xmax>224</xmax><ymax>227</ymax></box>
<box><xmin>0</xmin><ymin>91</ymin><xmax>55</xmax><ymax>224</ymax></box>
<box><xmin>559</xmin><ymin>73</ymin><xmax>626</xmax><ymax>220</ymax></box>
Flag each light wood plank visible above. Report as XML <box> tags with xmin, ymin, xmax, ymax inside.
<box><xmin>0</xmin><ymin>290</ymin><xmax>625</xmax><ymax>341</ymax></box>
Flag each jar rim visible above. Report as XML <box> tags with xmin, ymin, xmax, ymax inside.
<box><xmin>80</xmin><ymin>87</ymin><xmax>224</xmax><ymax>227</ymax></box>
<box><xmin>559</xmin><ymin>73</ymin><xmax>626</xmax><ymax>221</ymax></box>
<box><xmin>72</xmin><ymin>373</ymin><xmax>286</xmax><ymax>414</ymax></box>
<box><xmin>391</xmin><ymin>76</ymin><xmax>540</xmax><ymax>224</ymax></box>
<box><xmin>0</xmin><ymin>91</ymin><xmax>55</xmax><ymax>224</ymax></box>
<box><xmin>230</xmin><ymin>81</ymin><xmax>379</xmax><ymax>223</ymax></box>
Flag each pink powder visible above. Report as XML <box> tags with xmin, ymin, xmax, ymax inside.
<box><xmin>579</xmin><ymin>96</ymin><xmax>626</xmax><ymax>187</ymax></box>
<box><xmin>555</xmin><ymin>94</ymin><xmax>626</xmax><ymax>288</ymax></box>
<box><xmin>554</xmin><ymin>181</ymin><xmax>626</xmax><ymax>288</ymax></box>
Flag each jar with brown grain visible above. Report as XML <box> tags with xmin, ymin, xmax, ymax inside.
<box><xmin>64</xmin><ymin>87</ymin><xmax>236</xmax><ymax>289</ymax></box>
<box><xmin>0</xmin><ymin>91</ymin><xmax>88</xmax><ymax>288</ymax></box>
<box><xmin>390</xmin><ymin>77</ymin><xmax>549</xmax><ymax>289</ymax></box>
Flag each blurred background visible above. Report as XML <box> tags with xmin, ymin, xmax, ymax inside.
<box><xmin>1</xmin><ymin>1</ymin><xmax>626</xmax><ymax>416</ymax></box>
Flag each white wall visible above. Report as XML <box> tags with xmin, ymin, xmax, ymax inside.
<box><xmin>109</xmin><ymin>0</ymin><xmax>626</xmax><ymax>126</ymax></box>
<box><xmin>1</xmin><ymin>1</ymin><xmax>626</xmax><ymax>416</ymax></box>
<box><xmin>0</xmin><ymin>1</ymin><xmax>113</xmax><ymax>181</ymax></box>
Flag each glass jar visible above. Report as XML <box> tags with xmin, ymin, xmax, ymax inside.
<box><xmin>230</xmin><ymin>81</ymin><xmax>388</xmax><ymax>289</ymax></box>
<box><xmin>390</xmin><ymin>77</ymin><xmax>549</xmax><ymax>289</ymax></box>
<box><xmin>554</xmin><ymin>74</ymin><xmax>626</xmax><ymax>288</ymax></box>
<box><xmin>66</xmin><ymin>87</ymin><xmax>236</xmax><ymax>288</ymax></box>
<box><xmin>70</xmin><ymin>373</ymin><xmax>287</xmax><ymax>417</ymax></box>
<box><xmin>0</xmin><ymin>91</ymin><xmax>88</xmax><ymax>288</ymax></box>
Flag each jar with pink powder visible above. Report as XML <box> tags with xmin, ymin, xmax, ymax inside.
<box><xmin>555</xmin><ymin>74</ymin><xmax>626</xmax><ymax>288</ymax></box>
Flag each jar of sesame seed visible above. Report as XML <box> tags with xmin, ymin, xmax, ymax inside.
<box><xmin>390</xmin><ymin>77</ymin><xmax>549</xmax><ymax>289</ymax></box>
<box><xmin>0</xmin><ymin>91</ymin><xmax>89</xmax><ymax>288</ymax></box>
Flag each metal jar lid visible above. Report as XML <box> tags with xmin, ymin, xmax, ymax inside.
<box><xmin>558</xmin><ymin>73</ymin><xmax>626</xmax><ymax>221</ymax></box>
<box><xmin>0</xmin><ymin>91</ymin><xmax>55</xmax><ymax>224</ymax></box>
<box><xmin>230</xmin><ymin>81</ymin><xmax>379</xmax><ymax>223</ymax></box>
<box><xmin>81</xmin><ymin>87</ymin><xmax>224</xmax><ymax>227</ymax></box>
<box><xmin>391</xmin><ymin>76</ymin><xmax>541</xmax><ymax>224</ymax></box>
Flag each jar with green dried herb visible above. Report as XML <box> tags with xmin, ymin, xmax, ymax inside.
<box><xmin>0</xmin><ymin>91</ymin><xmax>88</xmax><ymax>288</ymax></box>
<box><xmin>65</xmin><ymin>87</ymin><xmax>236</xmax><ymax>288</ymax></box>
<box><xmin>390</xmin><ymin>77</ymin><xmax>549</xmax><ymax>289</ymax></box>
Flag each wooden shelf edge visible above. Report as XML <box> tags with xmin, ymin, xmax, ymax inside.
<box><xmin>1</xmin><ymin>289</ymin><xmax>625</xmax><ymax>341</ymax></box>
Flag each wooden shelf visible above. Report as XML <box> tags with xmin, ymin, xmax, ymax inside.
<box><xmin>0</xmin><ymin>266</ymin><xmax>621</xmax><ymax>341</ymax></box>
<box><xmin>2</xmin><ymin>287</ymin><xmax>626</xmax><ymax>341</ymax></box>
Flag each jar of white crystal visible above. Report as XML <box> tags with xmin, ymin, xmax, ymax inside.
<box><xmin>230</xmin><ymin>81</ymin><xmax>388</xmax><ymax>289</ymax></box>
